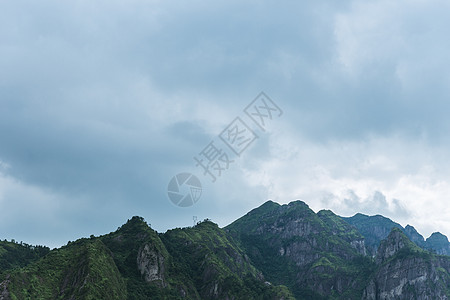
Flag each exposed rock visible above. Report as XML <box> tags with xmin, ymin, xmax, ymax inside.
<box><xmin>136</xmin><ymin>243</ymin><xmax>166</xmax><ymax>286</ymax></box>
<box><xmin>284</xmin><ymin>240</ymin><xmax>321</xmax><ymax>267</ymax></box>
<box><xmin>351</xmin><ymin>239</ymin><xmax>367</xmax><ymax>256</ymax></box>
<box><xmin>363</xmin><ymin>228</ymin><xmax>450</xmax><ymax>299</ymax></box>
<box><xmin>0</xmin><ymin>278</ymin><xmax>11</xmax><ymax>300</ymax></box>
<box><xmin>227</xmin><ymin>200</ymin><xmax>372</xmax><ymax>298</ymax></box>
<box><xmin>3</xmin><ymin>202</ymin><xmax>450</xmax><ymax>299</ymax></box>
<box><xmin>404</xmin><ymin>225</ymin><xmax>425</xmax><ymax>247</ymax></box>
<box><xmin>363</xmin><ymin>256</ymin><xmax>450</xmax><ymax>299</ymax></box>
<box><xmin>375</xmin><ymin>228</ymin><xmax>410</xmax><ymax>264</ymax></box>
<box><xmin>345</xmin><ymin>214</ymin><xmax>450</xmax><ymax>257</ymax></box>
<box><xmin>318</xmin><ymin>209</ymin><xmax>367</xmax><ymax>257</ymax></box>
<box><xmin>344</xmin><ymin>213</ymin><xmax>404</xmax><ymax>256</ymax></box>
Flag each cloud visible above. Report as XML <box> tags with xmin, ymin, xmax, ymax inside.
<box><xmin>341</xmin><ymin>190</ymin><xmax>410</xmax><ymax>219</ymax></box>
<box><xmin>331</xmin><ymin>0</ymin><xmax>450</xmax><ymax>139</ymax></box>
<box><xmin>1</xmin><ymin>0</ymin><xmax>450</xmax><ymax>246</ymax></box>
<box><xmin>240</xmin><ymin>131</ymin><xmax>450</xmax><ymax>238</ymax></box>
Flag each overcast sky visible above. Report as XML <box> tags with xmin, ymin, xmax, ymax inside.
<box><xmin>1</xmin><ymin>0</ymin><xmax>450</xmax><ymax>248</ymax></box>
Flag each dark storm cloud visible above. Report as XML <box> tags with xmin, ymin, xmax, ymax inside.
<box><xmin>1</xmin><ymin>0</ymin><xmax>450</xmax><ymax>246</ymax></box>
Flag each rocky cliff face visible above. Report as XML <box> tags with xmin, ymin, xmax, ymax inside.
<box><xmin>375</xmin><ymin>228</ymin><xmax>410</xmax><ymax>264</ymax></box>
<box><xmin>0</xmin><ymin>216</ymin><xmax>293</xmax><ymax>300</ymax></box>
<box><xmin>0</xmin><ymin>277</ymin><xmax>10</xmax><ymax>300</ymax></box>
<box><xmin>160</xmin><ymin>220</ymin><xmax>294</xmax><ymax>299</ymax></box>
<box><xmin>136</xmin><ymin>243</ymin><xmax>166</xmax><ymax>286</ymax></box>
<box><xmin>318</xmin><ymin>209</ymin><xmax>367</xmax><ymax>256</ymax></box>
<box><xmin>226</xmin><ymin>200</ymin><xmax>373</xmax><ymax>299</ymax></box>
<box><xmin>1</xmin><ymin>202</ymin><xmax>449</xmax><ymax>299</ymax></box>
<box><xmin>344</xmin><ymin>213</ymin><xmax>404</xmax><ymax>256</ymax></box>
<box><xmin>363</xmin><ymin>228</ymin><xmax>450</xmax><ymax>300</ymax></box>
<box><xmin>404</xmin><ymin>225</ymin><xmax>425</xmax><ymax>247</ymax></box>
<box><xmin>345</xmin><ymin>214</ymin><xmax>450</xmax><ymax>257</ymax></box>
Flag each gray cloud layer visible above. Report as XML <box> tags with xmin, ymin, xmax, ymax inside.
<box><xmin>1</xmin><ymin>0</ymin><xmax>450</xmax><ymax>247</ymax></box>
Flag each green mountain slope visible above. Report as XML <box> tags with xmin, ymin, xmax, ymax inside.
<box><xmin>0</xmin><ymin>216</ymin><xmax>293</xmax><ymax>300</ymax></box>
<box><xmin>3</xmin><ymin>238</ymin><xmax>127</xmax><ymax>300</ymax></box>
<box><xmin>161</xmin><ymin>219</ymin><xmax>293</xmax><ymax>299</ymax></box>
<box><xmin>0</xmin><ymin>240</ymin><xmax>49</xmax><ymax>274</ymax></box>
<box><xmin>226</xmin><ymin>200</ymin><xmax>374</xmax><ymax>299</ymax></box>
<box><xmin>343</xmin><ymin>213</ymin><xmax>404</xmax><ymax>255</ymax></box>
<box><xmin>1</xmin><ymin>201</ymin><xmax>449</xmax><ymax>299</ymax></box>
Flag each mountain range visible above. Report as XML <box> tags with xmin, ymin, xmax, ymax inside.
<box><xmin>1</xmin><ymin>200</ymin><xmax>449</xmax><ymax>299</ymax></box>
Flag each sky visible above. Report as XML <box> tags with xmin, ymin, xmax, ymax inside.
<box><xmin>1</xmin><ymin>0</ymin><xmax>450</xmax><ymax>248</ymax></box>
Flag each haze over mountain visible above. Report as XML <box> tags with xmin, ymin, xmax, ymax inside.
<box><xmin>344</xmin><ymin>213</ymin><xmax>450</xmax><ymax>256</ymax></box>
<box><xmin>1</xmin><ymin>200</ymin><xmax>449</xmax><ymax>299</ymax></box>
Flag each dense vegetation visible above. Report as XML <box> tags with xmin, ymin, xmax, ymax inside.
<box><xmin>1</xmin><ymin>201</ymin><xmax>449</xmax><ymax>299</ymax></box>
<box><xmin>226</xmin><ymin>201</ymin><xmax>376</xmax><ymax>299</ymax></box>
<box><xmin>0</xmin><ymin>240</ymin><xmax>49</xmax><ymax>278</ymax></box>
<box><xmin>1</xmin><ymin>217</ymin><xmax>293</xmax><ymax>299</ymax></box>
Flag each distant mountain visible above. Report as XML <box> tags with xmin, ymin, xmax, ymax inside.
<box><xmin>425</xmin><ymin>232</ymin><xmax>450</xmax><ymax>255</ymax></box>
<box><xmin>344</xmin><ymin>213</ymin><xmax>450</xmax><ymax>256</ymax></box>
<box><xmin>1</xmin><ymin>201</ymin><xmax>450</xmax><ymax>299</ymax></box>
<box><xmin>343</xmin><ymin>213</ymin><xmax>404</xmax><ymax>255</ymax></box>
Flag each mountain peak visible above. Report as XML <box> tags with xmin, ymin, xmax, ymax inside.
<box><xmin>281</xmin><ymin>200</ymin><xmax>313</xmax><ymax>215</ymax></box>
<box><xmin>428</xmin><ymin>232</ymin><xmax>449</xmax><ymax>243</ymax></box>
<box><xmin>425</xmin><ymin>232</ymin><xmax>450</xmax><ymax>255</ymax></box>
<box><xmin>260</xmin><ymin>199</ymin><xmax>280</xmax><ymax>210</ymax></box>
<box><xmin>109</xmin><ymin>216</ymin><xmax>162</xmax><ymax>247</ymax></box>
<box><xmin>344</xmin><ymin>213</ymin><xmax>404</xmax><ymax>255</ymax></box>
<box><xmin>124</xmin><ymin>215</ymin><xmax>148</xmax><ymax>226</ymax></box>
<box><xmin>2</xmin><ymin>201</ymin><xmax>450</xmax><ymax>299</ymax></box>
<box><xmin>376</xmin><ymin>228</ymin><xmax>421</xmax><ymax>264</ymax></box>
<box><xmin>286</xmin><ymin>199</ymin><xmax>308</xmax><ymax>207</ymax></box>
<box><xmin>404</xmin><ymin>224</ymin><xmax>425</xmax><ymax>246</ymax></box>
<box><xmin>353</xmin><ymin>212</ymin><xmax>369</xmax><ymax>218</ymax></box>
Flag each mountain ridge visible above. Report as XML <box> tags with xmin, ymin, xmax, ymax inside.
<box><xmin>1</xmin><ymin>200</ymin><xmax>449</xmax><ymax>299</ymax></box>
<box><xmin>343</xmin><ymin>211</ymin><xmax>450</xmax><ymax>256</ymax></box>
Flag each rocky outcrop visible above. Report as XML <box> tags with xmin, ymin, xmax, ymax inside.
<box><xmin>404</xmin><ymin>225</ymin><xmax>425</xmax><ymax>247</ymax></box>
<box><xmin>2</xmin><ymin>203</ymin><xmax>450</xmax><ymax>299</ymax></box>
<box><xmin>227</xmin><ymin>201</ymin><xmax>372</xmax><ymax>299</ymax></box>
<box><xmin>375</xmin><ymin>228</ymin><xmax>410</xmax><ymax>264</ymax></box>
<box><xmin>363</xmin><ymin>228</ymin><xmax>450</xmax><ymax>299</ymax></box>
<box><xmin>162</xmin><ymin>220</ymin><xmax>294</xmax><ymax>299</ymax></box>
<box><xmin>344</xmin><ymin>214</ymin><xmax>450</xmax><ymax>257</ymax></box>
<box><xmin>0</xmin><ymin>278</ymin><xmax>11</xmax><ymax>300</ymax></box>
<box><xmin>137</xmin><ymin>243</ymin><xmax>166</xmax><ymax>286</ymax></box>
<box><xmin>318</xmin><ymin>209</ymin><xmax>367</xmax><ymax>256</ymax></box>
<box><xmin>344</xmin><ymin>214</ymin><xmax>404</xmax><ymax>256</ymax></box>
<box><xmin>364</xmin><ymin>256</ymin><xmax>450</xmax><ymax>299</ymax></box>
<box><xmin>351</xmin><ymin>240</ymin><xmax>367</xmax><ymax>256</ymax></box>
